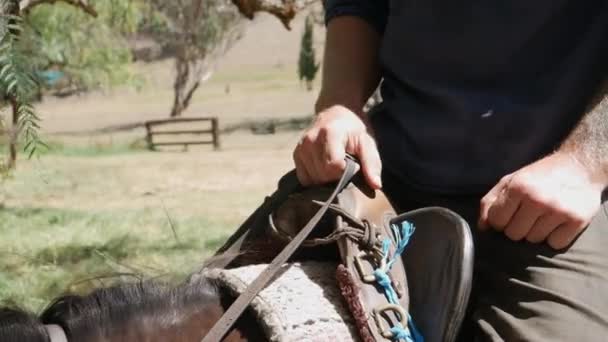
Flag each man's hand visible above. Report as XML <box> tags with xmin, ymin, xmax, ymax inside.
<box><xmin>295</xmin><ymin>17</ymin><xmax>383</xmax><ymax>189</ymax></box>
<box><xmin>293</xmin><ymin>105</ymin><xmax>382</xmax><ymax>189</ymax></box>
<box><xmin>479</xmin><ymin>152</ymin><xmax>605</xmax><ymax>250</ymax></box>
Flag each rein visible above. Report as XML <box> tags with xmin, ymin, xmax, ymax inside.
<box><xmin>202</xmin><ymin>157</ymin><xmax>360</xmax><ymax>342</ymax></box>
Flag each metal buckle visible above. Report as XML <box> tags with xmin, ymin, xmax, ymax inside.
<box><xmin>353</xmin><ymin>250</ymin><xmax>382</xmax><ymax>283</ymax></box>
<box><xmin>373</xmin><ymin>304</ymin><xmax>409</xmax><ymax>339</ymax></box>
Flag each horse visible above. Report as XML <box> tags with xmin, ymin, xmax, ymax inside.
<box><xmin>0</xmin><ymin>276</ymin><xmax>265</xmax><ymax>342</ymax></box>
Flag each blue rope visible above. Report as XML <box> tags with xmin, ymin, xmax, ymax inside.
<box><xmin>373</xmin><ymin>221</ymin><xmax>424</xmax><ymax>342</ymax></box>
<box><xmin>391</xmin><ymin>325</ymin><xmax>413</xmax><ymax>341</ymax></box>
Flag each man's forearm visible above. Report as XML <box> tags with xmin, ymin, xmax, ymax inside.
<box><xmin>315</xmin><ymin>17</ymin><xmax>382</xmax><ymax>119</ymax></box>
<box><xmin>560</xmin><ymin>82</ymin><xmax>608</xmax><ymax>187</ymax></box>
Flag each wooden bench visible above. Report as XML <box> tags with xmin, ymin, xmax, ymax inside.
<box><xmin>144</xmin><ymin>117</ymin><xmax>220</xmax><ymax>151</ymax></box>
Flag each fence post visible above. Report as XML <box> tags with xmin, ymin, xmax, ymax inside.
<box><xmin>145</xmin><ymin>122</ymin><xmax>154</xmax><ymax>151</ymax></box>
<box><xmin>211</xmin><ymin>118</ymin><xmax>220</xmax><ymax>150</ymax></box>
<box><xmin>143</xmin><ymin>117</ymin><xmax>220</xmax><ymax>151</ymax></box>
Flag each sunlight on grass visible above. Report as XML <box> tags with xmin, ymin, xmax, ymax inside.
<box><xmin>0</xmin><ymin>206</ymin><xmax>232</xmax><ymax>312</ymax></box>
<box><xmin>41</xmin><ymin>137</ymin><xmax>149</xmax><ymax>157</ymax></box>
<box><xmin>0</xmin><ymin>138</ymin><xmax>148</xmax><ymax>159</ymax></box>
<box><xmin>210</xmin><ymin>65</ymin><xmax>293</xmax><ymax>84</ymax></box>
<box><xmin>0</xmin><ymin>128</ymin><xmax>293</xmax><ymax>314</ymax></box>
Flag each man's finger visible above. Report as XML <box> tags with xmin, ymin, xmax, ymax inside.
<box><xmin>309</xmin><ymin>144</ymin><xmax>331</xmax><ymax>184</ymax></box>
<box><xmin>294</xmin><ymin>150</ymin><xmax>313</xmax><ymax>186</ymax></box>
<box><xmin>547</xmin><ymin>222</ymin><xmax>584</xmax><ymax>250</ymax></box>
<box><xmin>503</xmin><ymin>201</ymin><xmax>544</xmax><ymax>241</ymax></box>
<box><xmin>486</xmin><ymin>183</ymin><xmax>522</xmax><ymax>232</ymax></box>
<box><xmin>322</xmin><ymin>129</ymin><xmax>347</xmax><ymax>181</ymax></box>
<box><xmin>479</xmin><ymin>175</ymin><xmax>510</xmax><ymax>230</ymax></box>
<box><xmin>525</xmin><ymin>214</ymin><xmax>567</xmax><ymax>244</ymax></box>
<box><xmin>294</xmin><ymin>131</ymin><xmax>322</xmax><ymax>185</ymax></box>
<box><xmin>299</xmin><ymin>131</ymin><xmax>328</xmax><ymax>185</ymax></box>
<box><xmin>357</xmin><ymin>134</ymin><xmax>382</xmax><ymax>189</ymax></box>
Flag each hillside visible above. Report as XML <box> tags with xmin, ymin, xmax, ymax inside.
<box><xmin>36</xmin><ymin>12</ymin><xmax>326</xmax><ymax>134</ymax></box>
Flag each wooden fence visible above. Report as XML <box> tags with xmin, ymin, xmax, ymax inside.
<box><xmin>144</xmin><ymin>117</ymin><xmax>220</xmax><ymax>151</ymax></box>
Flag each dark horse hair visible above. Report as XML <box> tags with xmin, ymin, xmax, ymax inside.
<box><xmin>0</xmin><ymin>276</ymin><xmax>263</xmax><ymax>341</ymax></box>
<box><xmin>42</xmin><ymin>278</ymin><xmax>222</xmax><ymax>341</ymax></box>
<box><xmin>0</xmin><ymin>307</ymin><xmax>49</xmax><ymax>342</ymax></box>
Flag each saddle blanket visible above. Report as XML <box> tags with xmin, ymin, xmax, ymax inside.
<box><xmin>198</xmin><ymin>262</ymin><xmax>360</xmax><ymax>341</ymax></box>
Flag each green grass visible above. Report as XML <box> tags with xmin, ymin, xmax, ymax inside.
<box><xmin>41</xmin><ymin>140</ymin><xmax>147</xmax><ymax>157</ymax></box>
<box><xmin>0</xmin><ymin>138</ymin><xmax>148</xmax><ymax>160</ymax></box>
<box><xmin>0</xmin><ymin>206</ymin><xmax>232</xmax><ymax>312</ymax></box>
<box><xmin>210</xmin><ymin>65</ymin><xmax>293</xmax><ymax>84</ymax></box>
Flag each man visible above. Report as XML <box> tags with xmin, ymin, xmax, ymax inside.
<box><xmin>292</xmin><ymin>1</ymin><xmax>608</xmax><ymax>341</ymax></box>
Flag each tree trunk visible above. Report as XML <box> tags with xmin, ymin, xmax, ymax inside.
<box><xmin>170</xmin><ymin>93</ymin><xmax>185</xmax><ymax>117</ymax></box>
<box><xmin>170</xmin><ymin>57</ymin><xmax>202</xmax><ymax>117</ymax></box>
<box><xmin>306</xmin><ymin>79</ymin><xmax>313</xmax><ymax>91</ymax></box>
<box><xmin>181</xmin><ymin>81</ymin><xmax>200</xmax><ymax>112</ymax></box>
<box><xmin>7</xmin><ymin>96</ymin><xmax>18</xmax><ymax>170</ymax></box>
<box><xmin>171</xmin><ymin>58</ymin><xmax>187</xmax><ymax>117</ymax></box>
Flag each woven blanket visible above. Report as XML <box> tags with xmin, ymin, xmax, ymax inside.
<box><xmin>198</xmin><ymin>262</ymin><xmax>360</xmax><ymax>342</ymax></box>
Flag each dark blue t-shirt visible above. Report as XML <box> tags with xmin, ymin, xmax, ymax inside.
<box><xmin>325</xmin><ymin>0</ymin><xmax>608</xmax><ymax>194</ymax></box>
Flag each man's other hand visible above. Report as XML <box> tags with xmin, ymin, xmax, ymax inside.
<box><xmin>293</xmin><ymin>105</ymin><xmax>382</xmax><ymax>189</ymax></box>
<box><xmin>479</xmin><ymin>152</ymin><xmax>605</xmax><ymax>249</ymax></box>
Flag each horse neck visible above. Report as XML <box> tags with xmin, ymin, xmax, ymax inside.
<box><xmin>62</xmin><ymin>291</ymin><xmax>262</xmax><ymax>342</ymax></box>
<box><xmin>184</xmin><ymin>299</ymin><xmax>260</xmax><ymax>342</ymax></box>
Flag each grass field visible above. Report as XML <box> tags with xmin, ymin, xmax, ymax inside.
<box><xmin>0</xmin><ymin>13</ymin><xmax>322</xmax><ymax>313</ymax></box>
<box><xmin>0</xmin><ymin>132</ymin><xmax>299</xmax><ymax>312</ymax></box>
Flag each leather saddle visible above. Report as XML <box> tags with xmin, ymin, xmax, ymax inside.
<box><xmin>205</xmin><ymin>158</ymin><xmax>474</xmax><ymax>342</ymax></box>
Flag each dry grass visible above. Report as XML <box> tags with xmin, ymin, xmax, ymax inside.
<box><xmin>0</xmin><ymin>12</ymin><xmax>324</xmax><ymax>312</ymax></box>
<box><xmin>0</xmin><ymin>131</ymin><xmax>300</xmax><ymax>311</ymax></box>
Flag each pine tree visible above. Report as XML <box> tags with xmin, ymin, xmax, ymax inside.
<box><xmin>298</xmin><ymin>15</ymin><xmax>319</xmax><ymax>91</ymax></box>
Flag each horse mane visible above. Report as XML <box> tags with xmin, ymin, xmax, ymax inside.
<box><xmin>0</xmin><ymin>307</ymin><xmax>49</xmax><ymax>342</ymax></box>
<box><xmin>39</xmin><ymin>277</ymin><xmax>221</xmax><ymax>341</ymax></box>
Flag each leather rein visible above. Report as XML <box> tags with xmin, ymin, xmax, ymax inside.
<box><xmin>201</xmin><ymin>157</ymin><xmax>360</xmax><ymax>342</ymax></box>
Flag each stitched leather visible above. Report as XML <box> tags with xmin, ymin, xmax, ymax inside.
<box><xmin>202</xmin><ymin>158</ymin><xmax>359</xmax><ymax>342</ymax></box>
<box><xmin>334</xmin><ymin>184</ymin><xmax>411</xmax><ymax>341</ymax></box>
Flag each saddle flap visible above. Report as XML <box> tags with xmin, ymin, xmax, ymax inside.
<box><xmin>265</xmin><ymin>181</ymin><xmax>415</xmax><ymax>341</ymax></box>
<box><xmin>334</xmin><ymin>184</ymin><xmax>412</xmax><ymax>342</ymax></box>
<box><xmin>396</xmin><ymin>207</ymin><xmax>474</xmax><ymax>342</ymax></box>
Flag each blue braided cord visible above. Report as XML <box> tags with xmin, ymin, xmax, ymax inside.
<box><xmin>373</xmin><ymin>221</ymin><xmax>424</xmax><ymax>342</ymax></box>
<box><xmin>408</xmin><ymin>313</ymin><xmax>424</xmax><ymax>342</ymax></box>
<box><xmin>373</xmin><ymin>269</ymin><xmax>399</xmax><ymax>304</ymax></box>
<box><xmin>387</xmin><ymin>221</ymin><xmax>415</xmax><ymax>269</ymax></box>
<box><xmin>380</xmin><ymin>238</ymin><xmax>392</xmax><ymax>269</ymax></box>
<box><xmin>391</xmin><ymin>324</ymin><xmax>413</xmax><ymax>341</ymax></box>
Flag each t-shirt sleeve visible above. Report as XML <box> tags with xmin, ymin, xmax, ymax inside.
<box><xmin>323</xmin><ymin>0</ymin><xmax>389</xmax><ymax>34</ymax></box>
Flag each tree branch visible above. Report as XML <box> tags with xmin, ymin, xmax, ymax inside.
<box><xmin>20</xmin><ymin>0</ymin><xmax>98</xmax><ymax>17</ymax></box>
<box><xmin>231</xmin><ymin>0</ymin><xmax>318</xmax><ymax>30</ymax></box>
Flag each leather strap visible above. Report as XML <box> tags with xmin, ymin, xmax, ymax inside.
<box><xmin>202</xmin><ymin>157</ymin><xmax>360</xmax><ymax>342</ymax></box>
